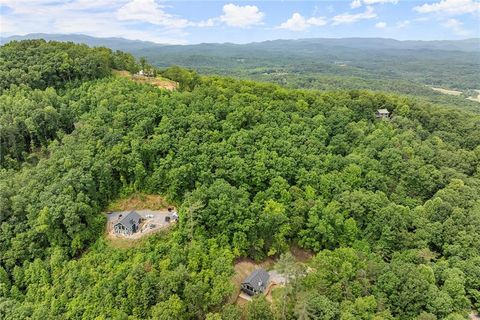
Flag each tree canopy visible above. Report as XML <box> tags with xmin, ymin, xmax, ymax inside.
<box><xmin>1</xmin><ymin>40</ymin><xmax>479</xmax><ymax>319</ymax></box>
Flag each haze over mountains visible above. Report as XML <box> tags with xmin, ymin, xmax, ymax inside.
<box><xmin>2</xmin><ymin>33</ymin><xmax>479</xmax><ymax>52</ymax></box>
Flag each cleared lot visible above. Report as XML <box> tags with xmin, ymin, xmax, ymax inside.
<box><xmin>106</xmin><ymin>209</ymin><xmax>175</xmax><ymax>240</ymax></box>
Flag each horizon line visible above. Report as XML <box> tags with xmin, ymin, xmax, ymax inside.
<box><xmin>2</xmin><ymin>32</ymin><xmax>479</xmax><ymax>46</ymax></box>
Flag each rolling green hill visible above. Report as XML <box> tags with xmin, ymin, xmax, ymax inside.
<box><xmin>4</xmin><ymin>34</ymin><xmax>478</xmax><ymax>112</ymax></box>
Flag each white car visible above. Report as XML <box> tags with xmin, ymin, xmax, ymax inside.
<box><xmin>145</xmin><ymin>214</ymin><xmax>153</xmax><ymax>219</ymax></box>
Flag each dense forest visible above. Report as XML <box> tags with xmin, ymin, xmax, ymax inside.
<box><xmin>1</xmin><ymin>40</ymin><xmax>480</xmax><ymax>319</ymax></box>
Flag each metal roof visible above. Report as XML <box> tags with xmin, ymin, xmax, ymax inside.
<box><xmin>377</xmin><ymin>109</ymin><xmax>389</xmax><ymax>113</ymax></box>
<box><xmin>115</xmin><ymin>211</ymin><xmax>141</xmax><ymax>230</ymax></box>
<box><xmin>242</xmin><ymin>268</ymin><xmax>270</xmax><ymax>292</ymax></box>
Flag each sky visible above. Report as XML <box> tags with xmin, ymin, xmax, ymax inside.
<box><xmin>0</xmin><ymin>0</ymin><xmax>479</xmax><ymax>44</ymax></box>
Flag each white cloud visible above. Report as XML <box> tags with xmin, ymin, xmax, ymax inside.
<box><xmin>363</xmin><ymin>0</ymin><xmax>398</xmax><ymax>4</ymax></box>
<box><xmin>195</xmin><ymin>18</ymin><xmax>217</xmax><ymax>28</ymax></box>
<box><xmin>277</xmin><ymin>13</ymin><xmax>327</xmax><ymax>31</ymax></box>
<box><xmin>278</xmin><ymin>13</ymin><xmax>309</xmax><ymax>31</ymax></box>
<box><xmin>332</xmin><ymin>6</ymin><xmax>377</xmax><ymax>25</ymax></box>
<box><xmin>54</xmin><ymin>12</ymin><xmax>188</xmax><ymax>43</ymax></box>
<box><xmin>396</xmin><ymin>20</ymin><xmax>411</xmax><ymax>28</ymax></box>
<box><xmin>62</xmin><ymin>0</ymin><xmax>121</xmax><ymax>11</ymax></box>
<box><xmin>0</xmin><ymin>0</ymin><xmax>267</xmax><ymax>43</ymax></box>
<box><xmin>375</xmin><ymin>21</ymin><xmax>387</xmax><ymax>28</ymax></box>
<box><xmin>443</xmin><ymin>18</ymin><xmax>470</xmax><ymax>35</ymax></box>
<box><xmin>414</xmin><ymin>17</ymin><xmax>431</xmax><ymax>21</ymax></box>
<box><xmin>414</xmin><ymin>0</ymin><xmax>480</xmax><ymax>15</ymax></box>
<box><xmin>444</xmin><ymin>18</ymin><xmax>463</xmax><ymax>27</ymax></box>
<box><xmin>0</xmin><ymin>0</ymin><xmax>189</xmax><ymax>43</ymax></box>
<box><xmin>307</xmin><ymin>17</ymin><xmax>328</xmax><ymax>27</ymax></box>
<box><xmin>0</xmin><ymin>0</ymin><xmax>120</xmax><ymax>15</ymax></box>
<box><xmin>351</xmin><ymin>0</ymin><xmax>362</xmax><ymax>9</ymax></box>
<box><xmin>116</xmin><ymin>0</ymin><xmax>190</xmax><ymax>29</ymax></box>
<box><xmin>351</xmin><ymin>0</ymin><xmax>398</xmax><ymax>8</ymax></box>
<box><xmin>219</xmin><ymin>3</ymin><xmax>264</xmax><ymax>27</ymax></box>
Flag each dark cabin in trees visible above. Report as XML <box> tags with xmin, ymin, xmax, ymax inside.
<box><xmin>375</xmin><ymin>108</ymin><xmax>390</xmax><ymax>119</ymax></box>
<box><xmin>241</xmin><ymin>269</ymin><xmax>270</xmax><ymax>296</ymax></box>
<box><xmin>114</xmin><ymin>211</ymin><xmax>142</xmax><ymax>235</ymax></box>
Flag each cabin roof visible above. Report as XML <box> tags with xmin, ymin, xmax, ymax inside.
<box><xmin>377</xmin><ymin>108</ymin><xmax>389</xmax><ymax>113</ymax></box>
<box><xmin>242</xmin><ymin>268</ymin><xmax>270</xmax><ymax>292</ymax></box>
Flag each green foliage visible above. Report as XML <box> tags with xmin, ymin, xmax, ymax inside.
<box><xmin>1</xmin><ymin>40</ymin><xmax>480</xmax><ymax>319</ymax></box>
<box><xmin>220</xmin><ymin>305</ymin><xmax>242</xmax><ymax>320</ymax></box>
<box><xmin>295</xmin><ymin>293</ymin><xmax>339</xmax><ymax>320</ymax></box>
<box><xmin>0</xmin><ymin>86</ymin><xmax>73</xmax><ymax>168</ymax></box>
<box><xmin>161</xmin><ymin>66</ymin><xmax>200</xmax><ymax>91</ymax></box>
<box><xmin>139</xmin><ymin>39</ymin><xmax>480</xmax><ymax>112</ymax></box>
<box><xmin>0</xmin><ymin>39</ymin><xmax>138</xmax><ymax>91</ymax></box>
<box><xmin>247</xmin><ymin>295</ymin><xmax>274</xmax><ymax>320</ymax></box>
<box><xmin>0</xmin><ymin>235</ymin><xmax>233</xmax><ymax>319</ymax></box>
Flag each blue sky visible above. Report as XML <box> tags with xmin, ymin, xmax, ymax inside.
<box><xmin>1</xmin><ymin>0</ymin><xmax>479</xmax><ymax>44</ymax></box>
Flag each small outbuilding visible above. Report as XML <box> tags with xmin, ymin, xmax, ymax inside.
<box><xmin>114</xmin><ymin>211</ymin><xmax>142</xmax><ymax>236</ymax></box>
<box><xmin>241</xmin><ymin>269</ymin><xmax>270</xmax><ymax>296</ymax></box>
<box><xmin>375</xmin><ymin>108</ymin><xmax>390</xmax><ymax>119</ymax></box>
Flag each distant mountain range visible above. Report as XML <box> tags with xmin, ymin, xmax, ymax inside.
<box><xmin>2</xmin><ymin>33</ymin><xmax>479</xmax><ymax>102</ymax></box>
<box><xmin>1</xmin><ymin>33</ymin><xmax>479</xmax><ymax>53</ymax></box>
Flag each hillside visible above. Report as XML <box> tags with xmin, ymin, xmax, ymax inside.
<box><xmin>4</xmin><ymin>34</ymin><xmax>478</xmax><ymax>113</ymax></box>
<box><xmin>1</xmin><ymin>40</ymin><xmax>480</xmax><ymax>320</ymax></box>
<box><xmin>138</xmin><ymin>38</ymin><xmax>480</xmax><ymax>104</ymax></box>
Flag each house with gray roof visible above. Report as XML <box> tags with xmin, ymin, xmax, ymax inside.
<box><xmin>114</xmin><ymin>211</ymin><xmax>142</xmax><ymax>235</ymax></box>
<box><xmin>241</xmin><ymin>268</ymin><xmax>270</xmax><ymax>296</ymax></box>
<box><xmin>375</xmin><ymin>108</ymin><xmax>390</xmax><ymax>119</ymax></box>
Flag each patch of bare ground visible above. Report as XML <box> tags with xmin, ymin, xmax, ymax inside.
<box><xmin>264</xmin><ymin>283</ymin><xmax>280</xmax><ymax>303</ymax></box>
<box><xmin>232</xmin><ymin>246</ymin><xmax>313</xmax><ymax>305</ymax></box>
<box><xmin>231</xmin><ymin>257</ymin><xmax>275</xmax><ymax>304</ymax></box>
<box><xmin>290</xmin><ymin>245</ymin><xmax>313</xmax><ymax>262</ymax></box>
<box><xmin>106</xmin><ymin>193</ymin><xmax>173</xmax><ymax>212</ymax></box>
<box><xmin>105</xmin><ymin>236</ymin><xmax>145</xmax><ymax>249</ymax></box>
<box><xmin>105</xmin><ymin>226</ymin><xmax>171</xmax><ymax>249</ymax></box>
<box><xmin>113</xmin><ymin>69</ymin><xmax>178</xmax><ymax>91</ymax></box>
<box><xmin>467</xmin><ymin>90</ymin><xmax>480</xmax><ymax>103</ymax></box>
<box><xmin>430</xmin><ymin>86</ymin><xmax>463</xmax><ymax>96</ymax></box>
<box><xmin>103</xmin><ymin>194</ymin><xmax>176</xmax><ymax>247</ymax></box>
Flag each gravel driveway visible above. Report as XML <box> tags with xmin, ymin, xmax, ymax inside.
<box><xmin>106</xmin><ymin>209</ymin><xmax>176</xmax><ymax>239</ymax></box>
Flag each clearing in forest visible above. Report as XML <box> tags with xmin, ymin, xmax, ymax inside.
<box><xmin>113</xmin><ymin>70</ymin><xmax>178</xmax><ymax>91</ymax></box>
<box><xmin>105</xmin><ymin>194</ymin><xmax>177</xmax><ymax>244</ymax></box>
<box><xmin>232</xmin><ymin>246</ymin><xmax>313</xmax><ymax>305</ymax></box>
<box><xmin>232</xmin><ymin>257</ymin><xmax>275</xmax><ymax>305</ymax></box>
<box><xmin>467</xmin><ymin>90</ymin><xmax>480</xmax><ymax>103</ymax></box>
<box><xmin>430</xmin><ymin>87</ymin><xmax>463</xmax><ymax>96</ymax></box>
